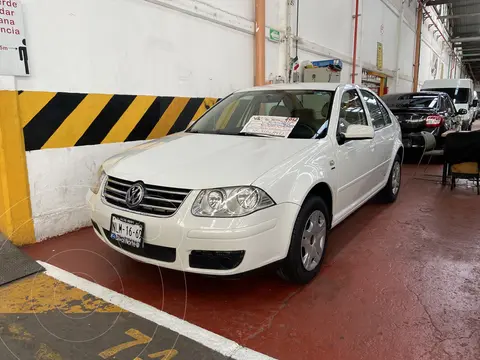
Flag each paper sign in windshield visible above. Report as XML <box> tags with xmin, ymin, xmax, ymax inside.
<box><xmin>241</xmin><ymin>116</ymin><xmax>300</xmax><ymax>138</ymax></box>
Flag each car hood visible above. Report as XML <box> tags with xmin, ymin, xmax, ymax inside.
<box><xmin>103</xmin><ymin>132</ymin><xmax>314</xmax><ymax>189</ymax></box>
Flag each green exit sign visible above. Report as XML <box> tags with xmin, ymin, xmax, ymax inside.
<box><xmin>269</xmin><ymin>28</ymin><xmax>281</xmax><ymax>42</ymax></box>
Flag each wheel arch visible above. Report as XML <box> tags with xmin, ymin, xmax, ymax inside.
<box><xmin>396</xmin><ymin>145</ymin><xmax>404</xmax><ymax>164</ymax></box>
<box><xmin>303</xmin><ymin>182</ymin><xmax>333</xmax><ymax>228</ymax></box>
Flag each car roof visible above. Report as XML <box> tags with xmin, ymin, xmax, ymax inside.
<box><xmin>383</xmin><ymin>91</ymin><xmax>444</xmax><ymax>97</ymax></box>
<box><xmin>422</xmin><ymin>78</ymin><xmax>473</xmax><ymax>90</ymax></box>
<box><xmin>234</xmin><ymin>82</ymin><xmax>349</xmax><ymax>93</ymax></box>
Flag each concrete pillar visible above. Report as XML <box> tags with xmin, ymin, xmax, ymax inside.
<box><xmin>0</xmin><ymin>76</ymin><xmax>35</xmax><ymax>245</ymax></box>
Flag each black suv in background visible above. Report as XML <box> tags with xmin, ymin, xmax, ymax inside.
<box><xmin>382</xmin><ymin>91</ymin><xmax>467</xmax><ymax>150</ymax></box>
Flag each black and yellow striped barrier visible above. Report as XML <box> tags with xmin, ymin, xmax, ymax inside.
<box><xmin>18</xmin><ymin>91</ymin><xmax>219</xmax><ymax>151</ymax></box>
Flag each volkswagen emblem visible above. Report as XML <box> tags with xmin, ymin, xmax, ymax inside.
<box><xmin>125</xmin><ymin>183</ymin><xmax>145</xmax><ymax>209</ymax></box>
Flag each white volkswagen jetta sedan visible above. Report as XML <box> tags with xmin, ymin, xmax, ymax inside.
<box><xmin>87</xmin><ymin>83</ymin><xmax>403</xmax><ymax>284</ymax></box>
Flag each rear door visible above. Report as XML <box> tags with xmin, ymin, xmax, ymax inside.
<box><xmin>360</xmin><ymin>89</ymin><xmax>395</xmax><ymax>185</ymax></box>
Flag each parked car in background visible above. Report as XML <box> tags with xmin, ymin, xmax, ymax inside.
<box><xmin>87</xmin><ymin>83</ymin><xmax>403</xmax><ymax>284</ymax></box>
<box><xmin>382</xmin><ymin>91</ymin><xmax>466</xmax><ymax>150</ymax></box>
<box><xmin>421</xmin><ymin>79</ymin><xmax>477</xmax><ymax>130</ymax></box>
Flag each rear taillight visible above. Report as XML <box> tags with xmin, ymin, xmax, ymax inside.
<box><xmin>425</xmin><ymin>115</ymin><xmax>444</xmax><ymax>127</ymax></box>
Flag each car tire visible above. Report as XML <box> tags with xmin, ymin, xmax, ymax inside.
<box><xmin>379</xmin><ymin>154</ymin><xmax>402</xmax><ymax>203</ymax></box>
<box><xmin>277</xmin><ymin>196</ymin><xmax>330</xmax><ymax>284</ymax></box>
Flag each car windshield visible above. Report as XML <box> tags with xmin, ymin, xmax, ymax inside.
<box><xmin>382</xmin><ymin>94</ymin><xmax>439</xmax><ymax>110</ymax></box>
<box><xmin>186</xmin><ymin>90</ymin><xmax>334</xmax><ymax>139</ymax></box>
<box><xmin>424</xmin><ymin>88</ymin><xmax>469</xmax><ymax>104</ymax></box>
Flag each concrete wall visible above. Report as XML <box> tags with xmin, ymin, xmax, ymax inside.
<box><xmin>17</xmin><ymin>0</ymin><xmax>277</xmax><ymax>241</ymax></box>
<box><xmin>8</xmin><ymin>0</ymin><xmax>461</xmax><ymax>241</ymax></box>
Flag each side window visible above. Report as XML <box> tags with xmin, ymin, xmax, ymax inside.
<box><xmin>440</xmin><ymin>96</ymin><xmax>446</xmax><ymax>112</ymax></box>
<box><xmin>337</xmin><ymin>90</ymin><xmax>368</xmax><ymax>136</ymax></box>
<box><xmin>361</xmin><ymin>90</ymin><xmax>387</xmax><ymax>130</ymax></box>
<box><xmin>378</xmin><ymin>101</ymin><xmax>392</xmax><ymax>125</ymax></box>
<box><xmin>445</xmin><ymin>96</ymin><xmax>455</xmax><ymax>114</ymax></box>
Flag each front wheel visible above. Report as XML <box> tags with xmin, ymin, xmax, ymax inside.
<box><xmin>277</xmin><ymin>196</ymin><xmax>329</xmax><ymax>284</ymax></box>
<box><xmin>379</xmin><ymin>154</ymin><xmax>401</xmax><ymax>203</ymax></box>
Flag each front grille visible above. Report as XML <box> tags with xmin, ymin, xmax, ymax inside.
<box><xmin>103</xmin><ymin>176</ymin><xmax>191</xmax><ymax>217</ymax></box>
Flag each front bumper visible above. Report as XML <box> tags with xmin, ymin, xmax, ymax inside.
<box><xmin>86</xmin><ymin>189</ymin><xmax>299</xmax><ymax>276</ymax></box>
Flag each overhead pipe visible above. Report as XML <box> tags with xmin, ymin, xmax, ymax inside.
<box><xmin>450</xmin><ymin>53</ymin><xmax>455</xmax><ymax>78</ymax></box>
<box><xmin>278</xmin><ymin>0</ymin><xmax>291</xmax><ymax>81</ymax></box>
<box><xmin>439</xmin><ymin>12</ymin><xmax>480</xmax><ymax>20</ymax></box>
<box><xmin>351</xmin><ymin>0</ymin><xmax>360</xmax><ymax>83</ymax></box>
<box><xmin>394</xmin><ymin>0</ymin><xmax>406</xmax><ymax>91</ymax></box>
<box><xmin>417</xmin><ymin>0</ymin><xmax>461</xmax><ymax>70</ymax></box>
<box><xmin>255</xmin><ymin>0</ymin><xmax>266</xmax><ymax>86</ymax></box>
<box><xmin>460</xmin><ymin>48</ymin><xmax>480</xmax><ymax>53</ymax></box>
<box><xmin>412</xmin><ymin>3</ymin><xmax>422</xmax><ymax>90</ymax></box>
<box><xmin>295</xmin><ymin>0</ymin><xmax>300</xmax><ymax>57</ymax></box>
<box><xmin>453</xmin><ymin>36</ymin><xmax>480</xmax><ymax>43</ymax></box>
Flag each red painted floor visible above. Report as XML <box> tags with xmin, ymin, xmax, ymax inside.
<box><xmin>24</xmin><ymin>165</ymin><xmax>480</xmax><ymax>360</ymax></box>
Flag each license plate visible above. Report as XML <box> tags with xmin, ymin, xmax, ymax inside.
<box><xmin>109</xmin><ymin>215</ymin><xmax>144</xmax><ymax>249</ymax></box>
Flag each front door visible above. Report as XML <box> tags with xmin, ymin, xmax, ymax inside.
<box><xmin>333</xmin><ymin>88</ymin><xmax>377</xmax><ymax>222</ymax></box>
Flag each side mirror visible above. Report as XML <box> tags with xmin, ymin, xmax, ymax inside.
<box><xmin>344</xmin><ymin>125</ymin><xmax>374</xmax><ymax>141</ymax></box>
<box><xmin>472</xmin><ymin>99</ymin><xmax>478</xmax><ymax>107</ymax></box>
<box><xmin>457</xmin><ymin>108</ymin><xmax>468</xmax><ymax>115</ymax></box>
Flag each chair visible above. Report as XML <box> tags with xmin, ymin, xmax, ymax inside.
<box><xmin>290</xmin><ymin>108</ymin><xmax>319</xmax><ymax>138</ymax></box>
<box><xmin>444</xmin><ymin>131</ymin><xmax>480</xmax><ymax>194</ymax></box>
<box><xmin>414</xmin><ymin>132</ymin><xmax>449</xmax><ymax>184</ymax></box>
<box><xmin>450</xmin><ymin>162</ymin><xmax>480</xmax><ymax>194</ymax></box>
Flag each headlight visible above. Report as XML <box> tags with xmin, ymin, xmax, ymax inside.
<box><xmin>191</xmin><ymin>186</ymin><xmax>275</xmax><ymax>217</ymax></box>
<box><xmin>90</xmin><ymin>168</ymin><xmax>107</xmax><ymax>194</ymax></box>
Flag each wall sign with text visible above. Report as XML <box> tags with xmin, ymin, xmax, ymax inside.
<box><xmin>0</xmin><ymin>0</ymin><xmax>30</xmax><ymax>76</ymax></box>
<box><xmin>376</xmin><ymin>42</ymin><xmax>383</xmax><ymax>71</ymax></box>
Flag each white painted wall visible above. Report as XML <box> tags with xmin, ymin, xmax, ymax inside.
<box><xmin>18</xmin><ymin>0</ymin><xmax>284</xmax><ymax>241</ymax></box>
<box><xmin>26</xmin><ymin>142</ymin><xmax>144</xmax><ymax>240</ymax></box>
<box><xmin>14</xmin><ymin>0</ymin><xmax>456</xmax><ymax>241</ymax></box>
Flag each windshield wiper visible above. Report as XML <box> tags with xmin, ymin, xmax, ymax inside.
<box><xmin>186</xmin><ymin>129</ymin><xmax>227</xmax><ymax>135</ymax></box>
<box><xmin>238</xmin><ymin>132</ymin><xmax>277</xmax><ymax>138</ymax></box>
<box><xmin>187</xmin><ymin>130</ymin><xmax>277</xmax><ymax>137</ymax></box>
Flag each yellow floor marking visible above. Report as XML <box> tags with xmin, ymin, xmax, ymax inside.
<box><xmin>0</xmin><ymin>273</ymin><xmax>122</xmax><ymax>314</ymax></box>
<box><xmin>8</xmin><ymin>323</ymin><xmax>34</xmax><ymax>341</ymax></box>
<box><xmin>41</xmin><ymin>94</ymin><xmax>113</xmax><ymax>149</ymax></box>
<box><xmin>18</xmin><ymin>91</ymin><xmax>56</xmax><ymax>127</ymax></box>
<box><xmin>35</xmin><ymin>343</ymin><xmax>62</xmax><ymax>360</ymax></box>
<box><xmin>99</xmin><ymin>328</ymin><xmax>151</xmax><ymax>359</ymax></box>
<box><xmin>102</xmin><ymin>96</ymin><xmax>157</xmax><ymax>144</ymax></box>
<box><xmin>148</xmin><ymin>349</ymin><xmax>178</xmax><ymax>359</ymax></box>
<box><xmin>147</xmin><ymin>97</ymin><xmax>190</xmax><ymax>139</ymax></box>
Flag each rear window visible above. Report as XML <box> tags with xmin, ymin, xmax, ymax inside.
<box><xmin>382</xmin><ymin>94</ymin><xmax>439</xmax><ymax>109</ymax></box>
<box><xmin>423</xmin><ymin>88</ymin><xmax>469</xmax><ymax>104</ymax></box>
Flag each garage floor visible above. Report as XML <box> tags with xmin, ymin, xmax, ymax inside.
<box><xmin>20</xmin><ymin>164</ymin><xmax>480</xmax><ymax>360</ymax></box>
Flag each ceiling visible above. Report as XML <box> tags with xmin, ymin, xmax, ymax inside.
<box><xmin>426</xmin><ymin>0</ymin><xmax>480</xmax><ymax>83</ymax></box>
